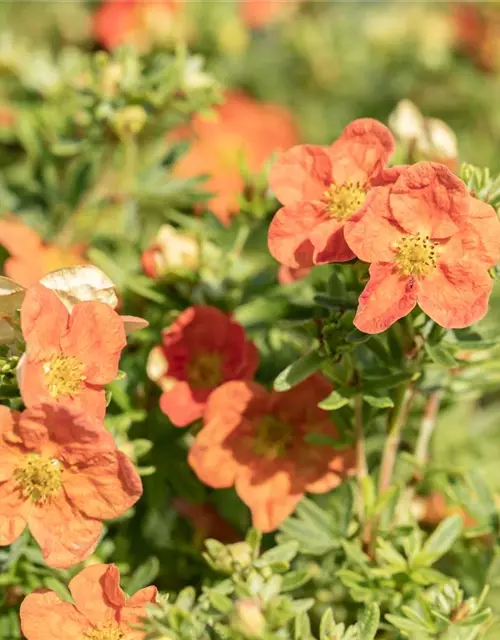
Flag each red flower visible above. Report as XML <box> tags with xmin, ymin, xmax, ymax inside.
<box><xmin>173</xmin><ymin>91</ymin><xmax>299</xmax><ymax>224</ymax></box>
<box><xmin>20</xmin><ymin>564</ymin><xmax>156</xmax><ymax>639</ymax></box>
<box><xmin>0</xmin><ymin>404</ymin><xmax>142</xmax><ymax>568</ymax></box>
<box><xmin>344</xmin><ymin>163</ymin><xmax>500</xmax><ymax>334</ymax></box>
<box><xmin>240</xmin><ymin>0</ymin><xmax>300</xmax><ymax>28</ymax></box>
<box><xmin>267</xmin><ymin>118</ymin><xmax>394</xmax><ymax>268</ymax></box>
<box><xmin>188</xmin><ymin>376</ymin><xmax>355</xmax><ymax>532</ymax></box>
<box><xmin>19</xmin><ymin>284</ymin><xmax>127</xmax><ymax>419</ymax></box>
<box><xmin>149</xmin><ymin>306</ymin><xmax>259</xmax><ymax>427</ymax></box>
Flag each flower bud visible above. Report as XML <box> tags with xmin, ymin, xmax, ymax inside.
<box><xmin>388</xmin><ymin>99</ymin><xmax>425</xmax><ymax>143</ymax></box>
<box><xmin>232</xmin><ymin>599</ymin><xmax>266</xmax><ymax>638</ymax></box>
<box><xmin>112</xmin><ymin>105</ymin><xmax>147</xmax><ymax>137</ymax></box>
<box><xmin>141</xmin><ymin>225</ymin><xmax>200</xmax><ymax>278</ymax></box>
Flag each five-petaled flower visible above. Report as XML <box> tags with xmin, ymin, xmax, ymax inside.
<box><xmin>148</xmin><ymin>305</ymin><xmax>259</xmax><ymax>427</ymax></box>
<box><xmin>267</xmin><ymin>118</ymin><xmax>395</xmax><ymax>268</ymax></box>
<box><xmin>18</xmin><ymin>283</ymin><xmax>127</xmax><ymax>419</ymax></box>
<box><xmin>344</xmin><ymin>162</ymin><xmax>500</xmax><ymax>334</ymax></box>
<box><xmin>188</xmin><ymin>376</ymin><xmax>355</xmax><ymax>532</ymax></box>
<box><xmin>0</xmin><ymin>404</ymin><xmax>142</xmax><ymax>568</ymax></box>
<box><xmin>20</xmin><ymin>563</ymin><xmax>156</xmax><ymax>639</ymax></box>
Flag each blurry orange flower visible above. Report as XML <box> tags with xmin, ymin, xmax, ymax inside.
<box><xmin>148</xmin><ymin>305</ymin><xmax>259</xmax><ymax>427</ymax></box>
<box><xmin>0</xmin><ymin>218</ymin><xmax>84</xmax><ymax>287</ymax></box>
<box><xmin>141</xmin><ymin>224</ymin><xmax>200</xmax><ymax>278</ymax></box>
<box><xmin>172</xmin><ymin>498</ymin><xmax>240</xmax><ymax>543</ymax></box>
<box><xmin>188</xmin><ymin>376</ymin><xmax>355</xmax><ymax>532</ymax></box>
<box><xmin>344</xmin><ymin>163</ymin><xmax>500</xmax><ymax>334</ymax></box>
<box><xmin>93</xmin><ymin>0</ymin><xmax>181</xmax><ymax>51</ymax></box>
<box><xmin>267</xmin><ymin>118</ymin><xmax>395</xmax><ymax>268</ymax></box>
<box><xmin>174</xmin><ymin>91</ymin><xmax>299</xmax><ymax>224</ymax></box>
<box><xmin>19</xmin><ymin>284</ymin><xmax>127</xmax><ymax>419</ymax></box>
<box><xmin>452</xmin><ymin>3</ymin><xmax>500</xmax><ymax>72</ymax></box>
<box><xmin>0</xmin><ymin>404</ymin><xmax>142</xmax><ymax>568</ymax></box>
<box><xmin>413</xmin><ymin>491</ymin><xmax>477</xmax><ymax>529</ymax></box>
<box><xmin>240</xmin><ymin>0</ymin><xmax>300</xmax><ymax>28</ymax></box>
<box><xmin>21</xmin><ymin>563</ymin><xmax>156</xmax><ymax>639</ymax></box>
<box><xmin>277</xmin><ymin>265</ymin><xmax>311</xmax><ymax>285</ymax></box>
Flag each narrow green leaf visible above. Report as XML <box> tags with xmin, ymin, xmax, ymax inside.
<box><xmin>358</xmin><ymin>603</ymin><xmax>380</xmax><ymax>639</ymax></box>
<box><xmin>281</xmin><ymin>570</ymin><xmax>312</xmax><ymax>592</ymax></box>
<box><xmin>255</xmin><ymin>541</ymin><xmax>299</xmax><ymax>567</ymax></box>
<box><xmin>274</xmin><ymin>351</ymin><xmax>324</xmax><ymax>392</ymax></box>
<box><xmin>319</xmin><ymin>609</ymin><xmax>336</xmax><ymax>640</ymax></box>
<box><xmin>418</xmin><ymin>515</ymin><xmax>463</xmax><ymax>564</ymax></box>
<box><xmin>363</xmin><ymin>394</ymin><xmax>394</xmax><ymax>409</ymax></box>
<box><xmin>295</xmin><ymin>612</ymin><xmax>311</xmax><ymax>640</ymax></box>
<box><xmin>425</xmin><ymin>342</ymin><xmax>457</xmax><ymax>367</ymax></box>
<box><xmin>126</xmin><ymin>557</ymin><xmax>160</xmax><ymax>595</ymax></box>
<box><xmin>318</xmin><ymin>390</ymin><xmax>350</xmax><ymax>410</ymax></box>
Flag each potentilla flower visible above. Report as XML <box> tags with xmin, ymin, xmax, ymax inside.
<box><xmin>148</xmin><ymin>305</ymin><xmax>259</xmax><ymax>427</ymax></box>
<box><xmin>0</xmin><ymin>218</ymin><xmax>85</xmax><ymax>287</ymax></box>
<box><xmin>267</xmin><ymin>118</ymin><xmax>395</xmax><ymax>268</ymax></box>
<box><xmin>344</xmin><ymin>163</ymin><xmax>500</xmax><ymax>334</ymax></box>
<box><xmin>277</xmin><ymin>265</ymin><xmax>311</xmax><ymax>286</ymax></box>
<box><xmin>141</xmin><ymin>224</ymin><xmax>200</xmax><ymax>278</ymax></box>
<box><xmin>20</xmin><ymin>563</ymin><xmax>156</xmax><ymax>639</ymax></box>
<box><xmin>173</xmin><ymin>91</ymin><xmax>299</xmax><ymax>224</ymax></box>
<box><xmin>0</xmin><ymin>404</ymin><xmax>142</xmax><ymax>568</ymax></box>
<box><xmin>240</xmin><ymin>0</ymin><xmax>300</xmax><ymax>28</ymax></box>
<box><xmin>188</xmin><ymin>376</ymin><xmax>355</xmax><ymax>532</ymax></box>
<box><xmin>93</xmin><ymin>0</ymin><xmax>182</xmax><ymax>51</ymax></box>
<box><xmin>19</xmin><ymin>284</ymin><xmax>127</xmax><ymax>419</ymax></box>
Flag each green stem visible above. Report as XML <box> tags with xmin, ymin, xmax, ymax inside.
<box><xmin>378</xmin><ymin>382</ymin><xmax>415</xmax><ymax>495</ymax></box>
<box><xmin>414</xmin><ymin>390</ymin><xmax>442</xmax><ymax>467</ymax></box>
<box><xmin>354</xmin><ymin>395</ymin><xmax>368</xmax><ymax>518</ymax></box>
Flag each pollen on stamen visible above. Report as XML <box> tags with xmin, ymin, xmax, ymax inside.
<box><xmin>323</xmin><ymin>181</ymin><xmax>368</xmax><ymax>220</ymax></box>
<box><xmin>84</xmin><ymin>624</ymin><xmax>124</xmax><ymax>640</ymax></box>
<box><xmin>14</xmin><ymin>455</ymin><xmax>63</xmax><ymax>504</ymax></box>
<box><xmin>253</xmin><ymin>415</ymin><xmax>293</xmax><ymax>460</ymax></box>
<box><xmin>43</xmin><ymin>355</ymin><xmax>86</xmax><ymax>399</ymax></box>
<box><xmin>395</xmin><ymin>233</ymin><xmax>439</xmax><ymax>277</ymax></box>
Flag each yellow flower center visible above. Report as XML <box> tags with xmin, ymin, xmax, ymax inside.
<box><xmin>43</xmin><ymin>355</ymin><xmax>86</xmax><ymax>398</ymax></box>
<box><xmin>14</xmin><ymin>455</ymin><xmax>63</xmax><ymax>504</ymax></box>
<box><xmin>187</xmin><ymin>351</ymin><xmax>223</xmax><ymax>389</ymax></box>
<box><xmin>83</xmin><ymin>625</ymin><xmax>124</xmax><ymax>640</ymax></box>
<box><xmin>324</xmin><ymin>181</ymin><xmax>367</xmax><ymax>219</ymax></box>
<box><xmin>253</xmin><ymin>415</ymin><xmax>293</xmax><ymax>460</ymax></box>
<box><xmin>395</xmin><ymin>233</ymin><xmax>438</xmax><ymax>276</ymax></box>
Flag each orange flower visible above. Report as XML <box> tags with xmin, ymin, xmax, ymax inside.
<box><xmin>20</xmin><ymin>563</ymin><xmax>156</xmax><ymax>639</ymax></box>
<box><xmin>174</xmin><ymin>91</ymin><xmax>299</xmax><ymax>224</ymax></box>
<box><xmin>148</xmin><ymin>305</ymin><xmax>259</xmax><ymax>427</ymax></box>
<box><xmin>344</xmin><ymin>163</ymin><xmax>500</xmax><ymax>334</ymax></box>
<box><xmin>267</xmin><ymin>118</ymin><xmax>395</xmax><ymax>268</ymax></box>
<box><xmin>0</xmin><ymin>404</ymin><xmax>142</xmax><ymax>568</ymax></box>
<box><xmin>188</xmin><ymin>376</ymin><xmax>355</xmax><ymax>532</ymax></box>
<box><xmin>0</xmin><ymin>218</ymin><xmax>84</xmax><ymax>287</ymax></box>
<box><xmin>277</xmin><ymin>265</ymin><xmax>311</xmax><ymax>285</ymax></box>
<box><xmin>19</xmin><ymin>284</ymin><xmax>127</xmax><ymax>420</ymax></box>
<box><xmin>240</xmin><ymin>0</ymin><xmax>300</xmax><ymax>28</ymax></box>
<box><xmin>93</xmin><ymin>0</ymin><xmax>181</xmax><ymax>51</ymax></box>
<box><xmin>172</xmin><ymin>498</ymin><xmax>240</xmax><ymax>544</ymax></box>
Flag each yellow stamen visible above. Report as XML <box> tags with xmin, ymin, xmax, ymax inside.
<box><xmin>83</xmin><ymin>625</ymin><xmax>124</xmax><ymax>640</ymax></box>
<box><xmin>395</xmin><ymin>233</ymin><xmax>438</xmax><ymax>276</ymax></box>
<box><xmin>43</xmin><ymin>355</ymin><xmax>86</xmax><ymax>398</ymax></box>
<box><xmin>323</xmin><ymin>181</ymin><xmax>367</xmax><ymax>219</ymax></box>
<box><xmin>14</xmin><ymin>455</ymin><xmax>63</xmax><ymax>504</ymax></box>
<box><xmin>253</xmin><ymin>416</ymin><xmax>293</xmax><ymax>460</ymax></box>
<box><xmin>187</xmin><ymin>351</ymin><xmax>223</xmax><ymax>389</ymax></box>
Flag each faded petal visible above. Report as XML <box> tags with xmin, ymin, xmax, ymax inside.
<box><xmin>40</xmin><ymin>265</ymin><xmax>118</xmax><ymax>311</ymax></box>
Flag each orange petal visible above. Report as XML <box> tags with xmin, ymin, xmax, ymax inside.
<box><xmin>268</xmin><ymin>201</ymin><xmax>327</xmax><ymax>268</ymax></box>
<box><xmin>235</xmin><ymin>470</ymin><xmax>301</xmax><ymax>532</ymax></box>
<box><xmin>0</xmin><ymin>407</ymin><xmax>23</xmax><ymax>481</ymax></box>
<box><xmin>457</xmin><ymin>197</ymin><xmax>500</xmax><ymax>268</ymax></box>
<box><xmin>417</xmin><ymin>260</ymin><xmax>492</xmax><ymax>329</ymax></box>
<box><xmin>26</xmin><ymin>493</ymin><xmax>102</xmax><ymax>568</ymax></box>
<box><xmin>310</xmin><ymin>218</ymin><xmax>356</xmax><ymax>263</ymax></box>
<box><xmin>269</xmin><ymin>144</ymin><xmax>332</xmax><ymax>206</ymax></box>
<box><xmin>159</xmin><ymin>382</ymin><xmax>209</xmax><ymax>427</ymax></box>
<box><xmin>20</xmin><ymin>590</ymin><xmax>88</xmax><ymax>640</ymax></box>
<box><xmin>64</xmin><ymin>451</ymin><xmax>142</xmax><ymax>520</ymax></box>
<box><xmin>354</xmin><ymin>263</ymin><xmax>417</xmax><ymax>334</ymax></box>
<box><xmin>389</xmin><ymin>163</ymin><xmax>466</xmax><ymax>239</ymax></box>
<box><xmin>61</xmin><ymin>301</ymin><xmax>126</xmax><ymax>385</ymax></box>
<box><xmin>69</xmin><ymin>564</ymin><xmax>125</xmax><ymax>623</ymax></box>
<box><xmin>0</xmin><ymin>218</ymin><xmax>42</xmax><ymax>258</ymax></box>
<box><xmin>20</xmin><ymin>284</ymin><xmax>68</xmax><ymax>361</ymax></box>
<box><xmin>0</xmin><ymin>515</ymin><xmax>26</xmax><ymax>545</ymax></box>
<box><xmin>120</xmin><ymin>586</ymin><xmax>158</xmax><ymax>639</ymax></box>
<box><xmin>344</xmin><ymin>188</ymin><xmax>404</xmax><ymax>263</ymax></box>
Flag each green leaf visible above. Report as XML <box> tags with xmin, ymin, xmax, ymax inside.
<box><xmin>255</xmin><ymin>541</ymin><xmax>299</xmax><ymax>567</ymax></box>
<box><xmin>319</xmin><ymin>609</ymin><xmax>336</xmax><ymax>640</ymax></box>
<box><xmin>417</xmin><ymin>515</ymin><xmax>464</xmax><ymax>565</ymax></box>
<box><xmin>363</xmin><ymin>394</ymin><xmax>394</xmax><ymax>409</ymax></box>
<box><xmin>126</xmin><ymin>557</ymin><xmax>160</xmax><ymax>595</ymax></box>
<box><xmin>425</xmin><ymin>342</ymin><xmax>457</xmax><ymax>367</ymax></box>
<box><xmin>358</xmin><ymin>603</ymin><xmax>380</xmax><ymax>640</ymax></box>
<box><xmin>208</xmin><ymin>591</ymin><xmax>233</xmax><ymax>614</ymax></box>
<box><xmin>295</xmin><ymin>612</ymin><xmax>311</xmax><ymax>640</ymax></box>
<box><xmin>273</xmin><ymin>351</ymin><xmax>325</xmax><ymax>392</ymax></box>
<box><xmin>281</xmin><ymin>570</ymin><xmax>312</xmax><ymax>592</ymax></box>
<box><xmin>318</xmin><ymin>390</ymin><xmax>350</xmax><ymax>410</ymax></box>
<box><xmin>386</xmin><ymin>613</ymin><xmax>427</xmax><ymax>633</ymax></box>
